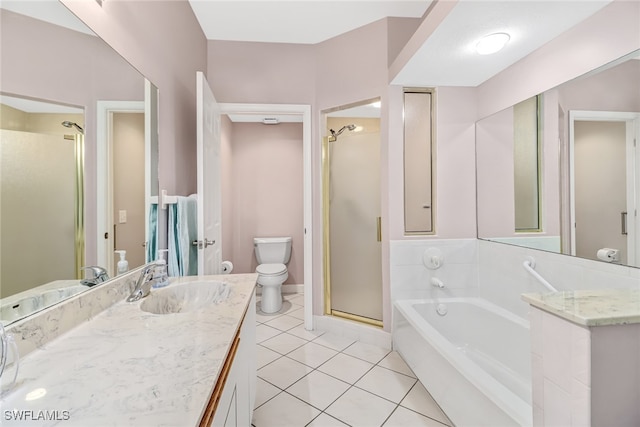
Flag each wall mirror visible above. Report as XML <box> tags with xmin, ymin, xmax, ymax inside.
<box><xmin>476</xmin><ymin>49</ymin><xmax>640</xmax><ymax>266</ymax></box>
<box><xmin>0</xmin><ymin>2</ymin><xmax>159</xmax><ymax>325</ymax></box>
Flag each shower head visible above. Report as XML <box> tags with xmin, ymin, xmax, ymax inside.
<box><xmin>61</xmin><ymin>121</ymin><xmax>84</xmax><ymax>134</ymax></box>
<box><xmin>329</xmin><ymin>123</ymin><xmax>357</xmax><ymax>140</ymax></box>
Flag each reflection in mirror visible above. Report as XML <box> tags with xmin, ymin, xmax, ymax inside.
<box><xmin>513</xmin><ymin>96</ymin><xmax>541</xmax><ymax>231</ymax></box>
<box><xmin>0</xmin><ymin>3</ymin><xmax>159</xmax><ymax>325</ymax></box>
<box><xmin>477</xmin><ymin>50</ymin><xmax>640</xmax><ymax>266</ymax></box>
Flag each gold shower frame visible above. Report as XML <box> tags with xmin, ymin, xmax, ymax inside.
<box><xmin>321</xmin><ymin>132</ymin><xmax>383</xmax><ymax>329</ymax></box>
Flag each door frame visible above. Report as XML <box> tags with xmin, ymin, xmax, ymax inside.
<box><xmin>218</xmin><ymin>103</ymin><xmax>313</xmax><ymax>331</ymax></box>
<box><xmin>97</xmin><ymin>100</ymin><xmax>145</xmax><ymax>275</ymax></box>
<box><xmin>569</xmin><ymin>110</ymin><xmax>640</xmax><ymax>265</ymax></box>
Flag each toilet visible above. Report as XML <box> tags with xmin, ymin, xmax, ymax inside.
<box><xmin>254</xmin><ymin>237</ymin><xmax>292</xmax><ymax>313</ymax></box>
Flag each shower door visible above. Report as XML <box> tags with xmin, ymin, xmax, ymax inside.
<box><xmin>324</xmin><ymin>116</ymin><xmax>382</xmax><ymax>325</ymax></box>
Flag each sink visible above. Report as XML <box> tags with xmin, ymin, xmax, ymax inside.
<box><xmin>139</xmin><ymin>281</ymin><xmax>231</xmax><ymax>314</ymax></box>
<box><xmin>1</xmin><ymin>284</ymin><xmax>88</xmax><ymax>324</ymax></box>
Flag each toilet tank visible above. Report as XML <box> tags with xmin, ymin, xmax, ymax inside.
<box><xmin>254</xmin><ymin>237</ymin><xmax>292</xmax><ymax>264</ymax></box>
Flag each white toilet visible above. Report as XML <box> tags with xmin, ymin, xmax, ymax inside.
<box><xmin>254</xmin><ymin>237</ymin><xmax>292</xmax><ymax>313</ymax></box>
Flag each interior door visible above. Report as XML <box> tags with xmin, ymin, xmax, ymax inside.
<box><xmin>196</xmin><ymin>71</ymin><xmax>222</xmax><ymax>275</ymax></box>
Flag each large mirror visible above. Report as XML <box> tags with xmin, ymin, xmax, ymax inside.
<box><xmin>477</xmin><ymin>50</ymin><xmax>640</xmax><ymax>266</ymax></box>
<box><xmin>0</xmin><ymin>2</ymin><xmax>159</xmax><ymax>324</ymax></box>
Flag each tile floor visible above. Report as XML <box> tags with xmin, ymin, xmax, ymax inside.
<box><xmin>253</xmin><ymin>294</ymin><xmax>454</xmax><ymax>427</ymax></box>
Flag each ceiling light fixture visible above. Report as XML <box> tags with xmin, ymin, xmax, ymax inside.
<box><xmin>476</xmin><ymin>33</ymin><xmax>510</xmax><ymax>55</ymax></box>
<box><xmin>262</xmin><ymin>117</ymin><xmax>279</xmax><ymax>125</ymax></box>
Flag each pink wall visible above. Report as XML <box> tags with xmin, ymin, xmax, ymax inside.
<box><xmin>557</xmin><ymin>60</ymin><xmax>640</xmax><ymax>113</ymax></box>
<box><xmin>222</xmin><ymin>122</ymin><xmax>304</xmax><ymax>285</ymax></box>
<box><xmin>62</xmin><ymin>0</ymin><xmax>207</xmax><ymax>199</ymax></box>
<box><xmin>207</xmin><ymin>19</ymin><xmax>394</xmax><ymax>324</ymax></box>
<box><xmin>220</xmin><ymin>115</ymin><xmax>235</xmax><ymax>267</ymax></box>
<box><xmin>1</xmin><ymin>10</ymin><xmax>145</xmax><ymax>264</ymax></box>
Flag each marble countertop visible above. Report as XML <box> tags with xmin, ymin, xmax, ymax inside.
<box><xmin>522</xmin><ymin>288</ymin><xmax>640</xmax><ymax>326</ymax></box>
<box><xmin>1</xmin><ymin>274</ymin><xmax>257</xmax><ymax>426</ymax></box>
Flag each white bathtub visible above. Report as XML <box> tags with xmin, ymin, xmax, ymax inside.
<box><xmin>393</xmin><ymin>298</ymin><xmax>532</xmax><ymax>427</ymax></box>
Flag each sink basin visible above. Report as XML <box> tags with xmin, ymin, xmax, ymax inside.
<box><xmin>139</xmin><ymin>281</ymin><xmax>231</xmax><ymax>314</ymax></box>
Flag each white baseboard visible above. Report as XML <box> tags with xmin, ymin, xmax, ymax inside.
<box><xmin>313</xmin><ymin>314</ymin><xmax>392</xmax><ymax>350</ymax></box>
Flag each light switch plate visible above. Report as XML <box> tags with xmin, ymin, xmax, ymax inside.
<box><xmin>119</xmin><ymin>210</ymin><xmax>127</xmax><ymax>224</ymax></box>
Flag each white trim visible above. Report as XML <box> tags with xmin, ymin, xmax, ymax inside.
<box><xmin>218</xmin><ymin>103</ymin><xmax>314</xmax><ymax>331</ymax></box>
<box><xmin>96</xmin><ymin>100</ymin><xmax>145</xmax><ymax>275</ymax></box>
<box><xmin>569</xmin><ymin>110</ymin><xmax>640</xmax><ymax>265</ymax></box>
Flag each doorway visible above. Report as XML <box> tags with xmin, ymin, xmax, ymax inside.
<box><xmin>323</xmin><ymin>99</ymin><xmax>382</xmax><ymax>326</ymax></box>
<box><xmin>218</xmin><ymin>103</ymin><xmax>312</xmax><ymax>330</ymax></box>
<box><xmin>570</xmin><ymin>110</ymin><xmax>640</xmax><ymax>266</ymax></box>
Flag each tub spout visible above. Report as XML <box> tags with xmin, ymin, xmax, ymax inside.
<box><xmin>431</xmin><ymin>277</ymin><xmax>445</xmax><ymax>288</ymax></box>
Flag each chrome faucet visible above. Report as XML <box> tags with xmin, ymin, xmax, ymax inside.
<box><xmin>126</xmin><ymin>265</ymin><xmax>158</xmax><ymax>302</ymax></box>
<box><xmin>80</xmin><ymin>266</ymin><xmax>109</xmax><ymax>287</ymax></box>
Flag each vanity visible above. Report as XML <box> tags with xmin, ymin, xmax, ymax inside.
<box><xmin>523</xmin><ymin>289</ymin><xmax>640</xmax><ymax>426</ymax></box>
<box><xmin>1</xmin><ymin>271</ymin><xmax>257</xmax><ymax>427</ymax></box>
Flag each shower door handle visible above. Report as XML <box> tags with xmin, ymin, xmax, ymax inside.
<box><xmin>622</xmin><ymin>212</ymin><xmax>628</xmax><ymax>235</ymax></box>
<box><xmin>376</xmin><ymin>217</ymin><xmax>382</xmax><ymax>242</ymax></box>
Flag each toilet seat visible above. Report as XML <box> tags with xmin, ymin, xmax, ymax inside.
<box><xmin>256</xmin><ymin>263</ymin><xmax>287</xmax><ymax>276</ymax></box>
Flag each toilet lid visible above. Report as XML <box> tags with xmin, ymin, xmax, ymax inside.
<box><xmin>256</xmin><ymin>263</ymin><xmax>287</xmax><ymax>275</ymax></box>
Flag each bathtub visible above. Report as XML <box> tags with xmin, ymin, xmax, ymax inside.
<box><xmin>393</xmin><ymin>298</ymin><xmax>532</xmax><ymax>427</ymax></box>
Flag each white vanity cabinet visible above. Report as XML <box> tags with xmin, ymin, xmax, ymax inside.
<box><xmin>201</xmin><ymin>293</ymin><xmax>257</xmax><ymax>427</ymax></box>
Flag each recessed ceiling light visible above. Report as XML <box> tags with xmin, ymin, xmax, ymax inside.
<box><xmin>476</xmin><ymin>33</ymin><xmax>510</xmax><ymax>55</ymax></box>
<box><xmin>262</xmin><ymin>117</ymin><xmax>279</xmax><ymax>125</ymax></box>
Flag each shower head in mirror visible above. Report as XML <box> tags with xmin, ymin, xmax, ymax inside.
<box><xmin>329</xmin><ymin>124</ymin><xmax>357</xmax><ymax>141</ymax></box>
<box><xmin>61</xmin><ymin>121</ymin><xmax>84</xmax><ymax>134</ymax></box>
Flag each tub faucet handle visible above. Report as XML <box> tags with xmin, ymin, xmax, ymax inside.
<box><xmin>431</xmin><ymin>277</ymin><xmax>445</xmax><ymax>288</ymax></box>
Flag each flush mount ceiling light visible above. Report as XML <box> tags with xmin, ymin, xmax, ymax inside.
<box><xmin>476</xmin><ymin>33</ymin><xmax>510</xmax><ymax>55</ymax></box>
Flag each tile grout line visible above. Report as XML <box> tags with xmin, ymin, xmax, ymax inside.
<box><xmin>255</xmin><ymin>298</ymin><xmax>452</xmax><ymax>426</ymax></box>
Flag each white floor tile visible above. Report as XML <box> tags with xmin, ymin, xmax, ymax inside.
<box><xmin>286</xmin><ymin>370</ymin><xmax>351</xmax><ymax>410</ymax></box>
<box><xmin>252</xmin><ymin>390</ymin><xmax>320</xmax><ymax>427</ymax></box>
<box><xmin>285</xmin><ymin>294</ymin><xmax>305</xmax><ymax>306</ymax></box>
<box><xmin>264</xmin><ymin>314</ymin><xmax>304</xmax><ymax>331</ymax></box>
<box><xmin>312</xmin><ymin>332</ymin><xmax>356</xmax><ymax>351</ymax></box>
<box><xmin>287</xmin><ymin>324</ymin><xmax>325</xmax><ymax>341</ymax></box>
<box><xmin>286</xmin><ymin>341</ymin><xmax>339</xmax><ymax>368</ymax></box>
<box><xmin>377</xmin><ymin>351</ymin><xmax>416</xmax><ymax>378</ymax></box>
<box><xmin>256</xmin><ymin>324</ymin><xmax>283</xmax><ymax>343</ymax></box>
<box><xmin>400</xmin><ymin>382</ymin><xmax>451</xmax><ymax>425</ymax></box>
<box><xmin>343</xmin><ymin>341</ymin><xmax>391</xmax><ymax>364</ymax></box>
<box><xmin>287</xmin><ymin>307</ymin><xmax>305</xmax><ymax>320</ymax></box>
<box><xmin>325</xmin><ymin>386</ymin><xmax>397</xmax><ymax>427</ymax></box>
<box><xmin>307</xmin><ymin>413</ymin><xmax>350</xmax><ymax>426</ymax></box>
<box><xmin>258</xmin><ymin>356</ymin><xmax>313</xmax><ymax>390</ymax></box>
<box><xmin>255</xmin><ymin>308</ymin><xmax>283</xmax><ymax>324</ymax></box>
<box><xmin>261</xmin><ymin>332</ymin><xmax>308</xmax><ymax>355</ymax></box>
<box><xmin>355</xmin><ymin>366</ymin><xmax>417</xmax><ymax>403</ymax></box>
<box><xmin>383</xmin><ymin>406</ymin><xmax>448</xmax><ymax>427</ymax></box>
<box><xmin>255</xmin><ymin>377</ymin><xmax>282</xmax><ymax>408</ymax></box>
<box><xmin>318</xmin><ymin>353</ymin><xmax>374</xmax><ymax>385</ymax></box>
<box><xmin>256</xmin><ymin>344</ymin><xmax>282</xmax><ymax>369</ymax></box>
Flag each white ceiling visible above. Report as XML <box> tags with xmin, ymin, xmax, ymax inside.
<box><xmin>392</xmin><ymin>0</ymin><xmax>613</xmax><ymax>87</ymax></box>
<box><xmin>2</xmin><ymin>0</ymin><xmax>616</xmax><ymax>115</ymax></box>
<box><xmin>189</xmin><ymin>0</ymin><xmax>613</xmax><ymax>87</ymax></box>
<box><xmin>188</xmin><ymin>1</ymin><xmax>432</xmax><ymax>44</ymax></box>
